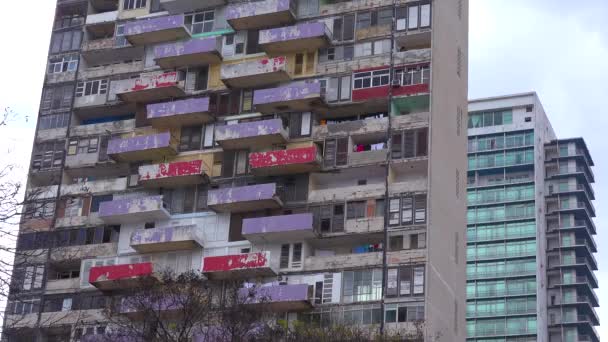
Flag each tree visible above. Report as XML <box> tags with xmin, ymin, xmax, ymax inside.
<box><xmin>95</xmin><ymin>270</ymin><xmax>426</xmax><ymax>342</ymax></box>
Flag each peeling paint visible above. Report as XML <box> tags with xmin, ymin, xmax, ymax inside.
<box><xmin>146</xmin><ymin>98</ymin><xmax>210</xmax><ymax>120</ymax></box>
<box><xmin>89</xmin><ymin>262</ymin><xmax>153</xmax><ymax>283</ymax></box>
<box><xmin>114</xmin><ymin>72</ymin><xmax>179</xmax><ymax>96</ymax></box>
<box><xmin>226</xmin><ymin>0</ymin><xmax>290</xmax><ymax>20</ymax></box>
<box><xmin>154</xmin><ymin>37</ymin><xmax>220</xmax><ymax>60</ymax></box>
<box><xmin>242</xmin><ymin>213</ymin><xmax>313</xmax><ymax>235</ymax></box>
<box><xmin>207</xmin><ymin>183</ymin><xmax>277</xmax><ymax>206</ymax></box>
<box><xmin>107</xmin><ymin>132</ymin><xmax>171</xmax><ymax>155</ymax></box>
<box><xmin>203</xmin><ymin>252</ymin><xmax>270</xmax><ymax>272</ymax></box>
<box><xmin>139</xmin><ymin>160</ymin><xmax>203</xmax><ymax>181</ymax></box>
<box><xmin>249</xmin><ymin>146</ymin><xmax>317</xmax><ymax>169</ymax></box>
<box><xmin>125</xmin><ymin>15</ymin><xmax>185</xmax><ymax>36</ymax></box>
<box><xmin>253</xmin><ymin>82</ymin><xmax>321</xmax><ymax>106</ymax></box>
<box><xmin>239</xmin><ymin>284</ymin><xmax>309</xmax><ymax>304</ymax></box>
<box><xmin>98</xmin><ymin>195</ymin><xmax>165</xmax><ymax>217</ymax></box>
<box><xmin>259</xmin><ymin>22</ymin><xmax>330</xmax><ymax>45</ymax></box>
<box><xmin>220</xmin><ymin>56</ymin><xmax>287</xmax><ymax>80</ymax></box>
<box><xmin>215</xmin><ymin>119</ymin><xmax>284</xmax><ymax>142</ymax></box>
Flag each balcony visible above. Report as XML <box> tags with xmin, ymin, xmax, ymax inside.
<box><xmin>305</xmin><ymin>251</ymin><xmax>382</xmax><ymax>272</ymax></box>
<box><xmin>70</xmin><ymin>119</ymin><xmax>135</xmax><ymax>137</ymax></box>
<box><xmin>348</xmin><ymin>149</ymin><xmax>388</xmax><ymax>168</ymax></box>
<box><xmin>139</xmin><ymin>160</ymin><xmax>209</xmax><ymax>188</ymax></box>
<box><xmin>119</xmin><ymin>296</ymin><xmax>182</xmax><ymax>319</ymax></box>
<box><xmin>107</xmin><ymin>132</ymin><xmax>177</xmax><ymax>162</ymax></box>
<box><xmin>73</xmin><ymin>92</ymin><xmax>109</xmax><ymax>109</ymax></box>
<box><xmin>226</xmin><ymin>0</ymin><xmax>296</xmax><ymax>31</ymax></box>
<box><xmin>215</xmin><ymin>119</ymin><xmax>287</xmax><ymax>150</ymax></box>
<box><xmin>313</xmin><ymin>117</ymin><xmax>388</xmax><ymax>140</ymax></box>
<box><xmin>114</xmin><ymin>71</ymin><xmax>185</xmax><ymax>103</ymax></box>
<box><xmin>146</xmin><ymin>97</ymin><xmax>213</xmax><ymax>128</ymax></box>
<box><xmin>242</xmin><ymin>213</ymin><xmax>315</xmax><ymax>243</ymax></box>
<box><xmin>253</xmin><ymin>82</ymin><xmax>325</xmax><ymax>113</ymax></box>
<box><xmin>249</xmin><ymin>146</ymin><xmax>321</xmax><ymax>176</ymax></box>
<box><xmin>81</xmin><ymin>37</ymin><xmax>144</xmax><ymax>66</ymax></box>
<box><xmin>259</xmin><ymin>22</ymin><xmax>331</xmax><ymax>54</ymax></box>
<box><xmin>130</xmin><ymin>225</ymin><xmax>203</xmax><ymax>253</ymax></box>
<box><xmin>202</xmin><ymin>251</ymin><xmax>277</xmax><ymax>279</ymax></box>
<box><xmin>154</xmin><ymin>37</ymin><xmax>222</xmax><ymax>69</ymax></box>
<box><xmin>208</xmin><ymin>183</ymin><xmax>283</xmax><ymax>213</ymax></box>
<box><xmin>393</xmin><ymin>48</ymin><xmax>432</xmax><ymax>65</ymax></box>
<box><xmin>160</xmin><ymin>0</ymin><xmax>225</xmax><ymax>14</ymax></box>
<box><xmin>60</xmin><ymin>177</ymin><xmax>128</xmax><ymax>196</ymax></box>
<box><xmin>98</xmin><ymin>195</ymin><xmax>170</xmax><ymax>224</ymax></box>
<box><xmin>239</xmin><ymin>284</ymin><xmax>312</xmax><ymax>311</ymax></box>
<box><xmin>124</xmin><ymin>15</ymin><xmax>190</xmax><ymax>46</ymax></box>
<box><xmin>220</xmin><ymin>56</ymin><xmax>291</xmax><ymax>88</ymax></box>
<box><xmin>86</xmin><ymin>10</ymin><xmax>118</xmax><ymax>37</ymax></box>
<box><xmin>89</xmin><ymin>262</ymin><xmax>156</xmax><ymax>290</ymax></box>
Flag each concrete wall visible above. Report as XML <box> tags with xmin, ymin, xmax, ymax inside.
<box><xmin>423</xmin><ymin>1</ymin><xmax>469</xmax><ymax>340</ymax></box>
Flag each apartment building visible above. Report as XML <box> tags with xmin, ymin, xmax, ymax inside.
<box><xmin>4</xmin><ymin>0</ymin><xmax>468</xmax><ymax>340</ymax></box>
<box><xmin>466</xmin><ymin>93</ymin><xmax>599</xmax><ymax>342</ymax></box>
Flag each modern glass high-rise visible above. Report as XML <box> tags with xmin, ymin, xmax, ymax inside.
<box><xmin>3</xmin><ymin>0</ymin><xmax>469</xmax><ymax>341</ymax></box>
<box><xmin>466</xmin><ymin>92</ymin><xmax>599</xmax><ymax>342</ymax></box>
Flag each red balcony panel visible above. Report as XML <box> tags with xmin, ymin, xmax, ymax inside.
<box><xmin>89</xmin><ymin>262</ymin><xmax>155</xmax><ymax>290</ymax></box>
<box><xmin>202</xmin><ymin>252</ymin><xmax>276</xmax><ymax>279</ymax></box>
<box><xmin>249</xmin><ymin>146</ymin><xmax>321</xmax><ymax>175</ymax></box>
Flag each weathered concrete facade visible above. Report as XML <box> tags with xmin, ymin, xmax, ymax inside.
<box><xmin>9</xmin><ymin>0</ymin><xmax>471</xmax><ymax>340</ymax></box>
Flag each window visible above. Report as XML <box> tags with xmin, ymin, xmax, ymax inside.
<box><xmin>179</xmin><ymin>126</ymin><xmax>203</xmax><ymax>152</ymax></box>
<box><xmin>392</xmin><ymin>128</ymin><xmax>428</xmax><ymax>159</ymax></box>
<box><xmin>342</xmin><ymin>269</ymin><xmax>382</xmax><ymax>303</ymax></box>
<box><xmin>41</xmin><ymin>85</ymin><xmax>74</xmax><ymax>112</ymax></box>
<box><xmin>68</xmin><ymin>137</ymin><xmax>99</xmax><ymax>155</ymax></box>
<box><xmin>115</xmin><ymin>24</ymin><xmax>129</xmax><ymax>47</ymax></box>
<box><xmin>76</xmin><ymin>80</ymin><xmax>108</xmax><ymax>97</ymax></box>
<box><xmin>386</xmin><ymin>266</ymin><xmax>425</xmax><ymax>297</ymax></box>
<box><xmin>347</xmin><ymin>201</ymin><xmax>366</xmax><ymax>219</ymax></box>
<box><xmin>332</xmin><ymin>14</ymin><xmax>355</xmax><ymax>41</ymax></box>
<box><xmin>293</xmin><ymin>52</ymin><xmax>316</xmax><ymax>76</ymax></box>
<box><xmin>54</xmin><ymin>12</ymin><xmax>85</xmax><ymax>30</ymax></box>
<box><xmin>90</xmin><ymin>195</ymin><xmax>112</xmax><ymax>213</ymax></box>
<box><xmin>31</xmin><ymin>140</ymin><xmax>65</xmax><ymax>171</ymax></box>
<box><xmin>281</xmin><ymin>112</ymin><xmax>312</xmax><ymax>138</ymax></box>
<box><xmin>396</xmin><ymin>2</ymin><xmax>431</xmax><ymax>31</ymax></box>
<box><xmin>50</xmin><ymin>30</ymin><xmax>82</xmax><ymax>53</ymax></box>
<box><xmin>353</xmin><ymin>69</ymin><xmax>390</xmax><ymax>89</ymax></box>
<box><xmin>185</xmin><ymin>10</ymin><xmax>214</xmax><ymax>34</ymax></box>
<box><xmin>48</xmin><ymin>54</ymin><xmax>78</xmax><ymax>74</ymax></box>
<box><xmin>38</xmin><ymin>112</ymin><xmax>69</xmax><ymax>130</ymax></box>
<box><xmin>123</xmin><ymin>0</ymin><xmax>147</xmax><ymax>10</ymax></box>
<box><xmin>320</xmin><ymin>75</ymin><xmax>352</xmax><ymax>102</ymax></box>
<box><xmin>23</xmin><ymin>201</ymin><xmax>56</xmax><ymax>220</ymax></box>
<box><xmin>319</xmin><ymin>45</ymin><xmax>354</xmax><ymax>63</ymax></box>
<box><xmin>354</xmin><ymin>39</ymin><xmax>390</xmax><ymax>58</ymax></box>
<box><xmin>220</xmin><ymin>150</ymin><xmax>249</xmax><ymax>177</ymax></box>
<box><xmin>394</xmin><ymin>65</ymin><xmax>431</xmax><ymax>86</ymax></box>
<box><xmin>468</xmin><ymin>110</ymin><xmax>513</xmax><ymax>128</ymax></box>
<box><xmin>385</xmin><ymin>304</ymin><xmax>424</xmax><ymax>323</ymax></box>
<box><xmin>13</xmin><ymin>265</ymin><xmax>45</xmax><ymax>291</ymax></box>
<box><xmin>311</xmin><ymin>203</ymin><xmax>345</xmax><ymax>233</ymax></box>
<box><xmin>297</xmin><ymin>0</ymin><xmax>319</xmax><ymax>17</ymax></box>
<box><xmin>279</xmin><ymin>243</ymin><xmax>303</xmax><ymax>269</ymax></box>
<box><xmin>323</xmin><ymin>138</ymin><xmax>348</xmax><ymax>167</ymax></box>
<box><xmin>388</xmin><ymin>193</ymin><xmax>427</xmax><ymax>227</ymax></box>
<box><xmin>5</xmin><ymin>298</ymin><xmax>41</xmax><ymax>316</ymax></box>
<box><xmin>246</xmin><ymin>30</ymin><xmax>261</xmax><ymax>54</ymax></box>
<box><xmin>164</xmin><ymin>185</ymin><xmax>207</xmax><ymax>214</ymax></box>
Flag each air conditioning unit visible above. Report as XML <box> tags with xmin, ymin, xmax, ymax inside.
<box><xmin>391</xmin><ymin>78</ymin><xmax>401</xmax><ymax>87</ymax></box>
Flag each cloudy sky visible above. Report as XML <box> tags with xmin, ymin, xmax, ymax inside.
<box><xmin>0</xmin><ymin>0</ymin><xmax>606</xmax><ymax>337</ymax></box>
